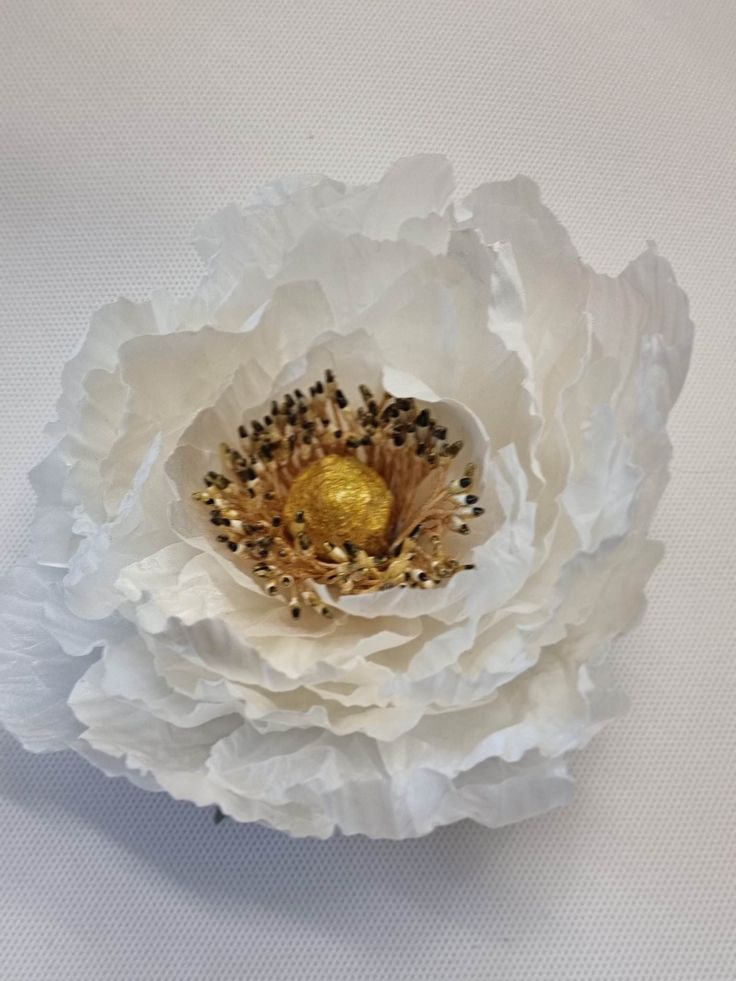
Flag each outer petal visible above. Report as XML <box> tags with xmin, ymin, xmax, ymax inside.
<box><xmin>0</xmin><ymin>563</ymin><xmax>127</xmax><ymax>751</ymax></box>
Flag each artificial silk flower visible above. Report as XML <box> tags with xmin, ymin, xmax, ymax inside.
<box><xmin>0</xmin><ymin>156</ymin><xmax>692</xmax><ymax>838</ymax></box>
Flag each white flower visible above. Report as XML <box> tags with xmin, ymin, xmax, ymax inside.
<box><xmin>0</xmin><ymin>156</ymin><xmax>692</xmax><ymax>838</ymax></box>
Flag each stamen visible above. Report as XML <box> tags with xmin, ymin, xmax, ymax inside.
<box><xmin>193</xmin><ymin>370</ymin><xmax>482</xmax><ymax>614</ymax></box>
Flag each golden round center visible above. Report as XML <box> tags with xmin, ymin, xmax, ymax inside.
<box><xmin>284</xmin><ymin>454</ymin><xmax>394</xmax><ymax>559</ymax></box>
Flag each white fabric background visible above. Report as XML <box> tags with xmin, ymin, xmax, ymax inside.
<box><xmin>1</xmin><ymin>1</ymin><xmax>734</xmax><ymax>978</ymax></box>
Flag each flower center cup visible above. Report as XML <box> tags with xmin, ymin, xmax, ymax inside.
<box><xmin>192</xmin><ymin>371</ymin><xmax>483</xmax><ymax>619</ymax></box>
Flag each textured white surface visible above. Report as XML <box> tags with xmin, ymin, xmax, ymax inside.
<box><xmin>0</xmin><ymin>1</ymin><xmax>734</xmax><ymax>978</ymax></box>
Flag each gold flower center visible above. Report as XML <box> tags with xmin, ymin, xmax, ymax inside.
<box><xmin>284</xmin><ymin>454</ymin><xmax>394</xmax><ymax>560</ymax></box>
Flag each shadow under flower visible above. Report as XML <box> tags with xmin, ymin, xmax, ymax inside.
<box><xmin>0</xmin><ymin>730</ymin><xmax>559</xmax><ymax>951</ymax></box>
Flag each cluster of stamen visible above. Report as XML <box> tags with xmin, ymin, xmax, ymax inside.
<box><xmin>192</xmin><ymin>371</ymin><xmax>483</xmax><ymax>619</ymax></box>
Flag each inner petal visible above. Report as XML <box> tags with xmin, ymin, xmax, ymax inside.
<box><xmin>191</xmin><ymin>367</ymin><xmax>484</xmax><ymax>617</ymax></box>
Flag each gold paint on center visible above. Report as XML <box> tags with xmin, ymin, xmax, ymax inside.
<box><xmin>284</xmin><ymin>454</ymin><xmax>394</xmax><ymax>559</ymax></box>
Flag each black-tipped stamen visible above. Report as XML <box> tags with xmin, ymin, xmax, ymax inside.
<box><xmin>194</xmin><ymin>371</ymin><xmax>482</xmax><ymax>607</ymax></box>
